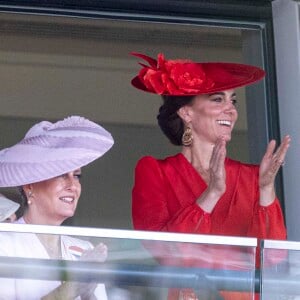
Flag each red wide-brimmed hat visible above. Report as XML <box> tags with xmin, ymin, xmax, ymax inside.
<box><xmin>131</xmin><ymin>52</ymin><xmax>265</xmax><ymax>96</ymax></box>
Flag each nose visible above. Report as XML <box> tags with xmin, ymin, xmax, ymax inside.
<box><xmin>224</xmin><ymin>99</ymin><xmax>236</xmax><ymax>113</ymax></box>
<box><xmin>64</xmin><ymin>173</ymin><xmax>79</xmax><ymax>190</ymax></box>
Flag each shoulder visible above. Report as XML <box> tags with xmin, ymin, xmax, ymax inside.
<box><xmin>134</xmin><ymin>154</ymin><xmax>184</xmax><ymax>180</ymax></box>
<box><xmin>135</xmin><ymin>153</ymin><xmax>182</xmax><ymax>170</ymax></box>
<box><xmin>136</xmin><ymin>155</ymin><xmax>159</xmax><ymax>167</ymax></box>
<box><xmin>134</xmin><ymin>154</ymin><xmax>182</xmax><ymax>184</ymax></box>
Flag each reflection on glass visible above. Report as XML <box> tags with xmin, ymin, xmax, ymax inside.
<box><xmin>261</xmin><ymin>240</ymin><xmax>300</xmax><ymax>300</ymax></box>
<box><xmin>0</xmin><ymin>225</ymin><xmax>256</xmax><ymax>299</ymax></box>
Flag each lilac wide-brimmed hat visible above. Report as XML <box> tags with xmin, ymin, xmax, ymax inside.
<box><xmin>0</xmin><ymin>116</ymin><xmax>114</xmax><ymax>187</ymax></box>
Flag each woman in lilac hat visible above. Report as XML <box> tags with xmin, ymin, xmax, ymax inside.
<box><xmin>130</xmin><ymin>53</ymin><xmax>290</xmax><ymax>300</ymax></box>
<box><xmin>0</xmin><ymin>116</ymin><xmax>114</xmax><ymax>300</ymax></box>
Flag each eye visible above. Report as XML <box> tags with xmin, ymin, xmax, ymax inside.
<box><xmin>211</xmin><ymin>96</ymin><xmax>223</xmax><ymax>103</ymax></box>
<box><xmin>231</xmin><ymin>99</ymin><xmax>237</xmax><ymax>106</ymax></box>
<box><xmin>74</xmin><ymin>173</ymin><xmax>82</xmax><ymax>180</ymax></box>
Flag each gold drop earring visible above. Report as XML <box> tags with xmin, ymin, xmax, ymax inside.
<box><xmin>182</xmin><ymin>126</ymin><xmax>193</xmax><ymax>146</ymax></box>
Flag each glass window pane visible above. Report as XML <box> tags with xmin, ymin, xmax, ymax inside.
<box><xmin>261</xmin><ymin>240</ymin><xmax>300</xmax><ymax>300</ymax></box>
<box><xmin>0</xmin><ymin>224</ymin><xmax>257</xmax><ymax>299</ymax></box>
<box><xmin>0</xmin><ymin>13</ymin><xmax>266</xmax><ymax>228</ymax></box>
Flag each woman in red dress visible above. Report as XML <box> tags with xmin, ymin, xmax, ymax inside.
<box><xmin>131</xmin><ymin>53</ymin><xmax>290</xmax><ymax>300</ymax></box>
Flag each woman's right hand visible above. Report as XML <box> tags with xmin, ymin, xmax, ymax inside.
<box><xmin>197</xmin><ymin>137</ymin><xmax>227</xmax><ymax>212</ymax></box>
<box><xmin>208</xmin><ymin>137</ymin><xmax>227</xmax><ymax>196</ymax></box>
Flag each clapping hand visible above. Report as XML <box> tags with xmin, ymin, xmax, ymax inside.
<box><xmin>42</xmin><ymin>243</ymin><xmax>108</xmax><ymax>300</ymax></box>
<box><xmin>196</xmin><ymin>137</ymin><xmax>227</xmax><ymax>213</ymax></box>
<box><xmin>208</xmin><ymin>136</ymin><xmax>227</xmax><ymax>196</ymax></box>
<box><xmin>259</xmin><ymin>135</ymin><xmax>291</xmax><ymax>205</ymax></box>
<box><xmin>75</xmin><ymin>243</ymin><xmax>108</xmax><ymax>299</ymax></box>
<box><xmin>80</xmin><ymin>243</ymin><xmax>108</xmax><ymax>262</ymax></box>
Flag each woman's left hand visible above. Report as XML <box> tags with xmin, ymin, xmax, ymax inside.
<box><xmin>80</xmin><ymin>243</ymin><xmax>108</xmax><ymax>262</ymax></box>
<box><xmin>259</xmin><ymin>135</ymin><xmax>291</xmax><ymax>205</ymax></box>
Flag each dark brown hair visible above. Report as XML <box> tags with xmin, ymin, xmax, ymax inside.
<box><xmin>157</xmin><ymin>95</ymin><xmax>194</xmax><ymax>146</ymax></box>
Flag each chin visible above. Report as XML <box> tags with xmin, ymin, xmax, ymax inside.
<box><xmin>216</xmin><ymin>134</ymin><xmax>231</xmax><ymax>142</ymax></box>
<box><xmin>62</xmin><ymin>211</ymin><xmax>75</xmax><ymax>218</ymax></box>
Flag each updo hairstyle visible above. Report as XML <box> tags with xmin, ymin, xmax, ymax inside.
<box><xmin>157</xmin><ymin>95</ymin><xmax>195</xmax><ymax>146</ymax></box>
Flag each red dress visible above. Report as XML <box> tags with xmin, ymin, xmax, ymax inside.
<box><xmin>132</xmin><ymin>153</ymin><xmax>287</xmax><ymax>299</ymax></box>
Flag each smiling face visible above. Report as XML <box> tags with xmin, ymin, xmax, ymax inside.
<box><xmin>23</xmin><ymin>169</ymin><xmax>82</xmax><ymax>225</ymax></box>
<box><xmin>179</xmin><ymin>89</ymin><xmax>238</xmax><ymax>144</ymax></box>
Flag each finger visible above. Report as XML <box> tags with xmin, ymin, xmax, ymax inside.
<box><xmin>263</xmin><ymin>139</ymin><xmax>276</xmax><ymax>160</ymax></box>
<box><xmin>210</xmin><ymin>138</ymin><xmax>222</xmax><ymax>168</ymax></box>
<box><xmin>275</xmin><ymin>135</ymin><xmax>291</xmax><ymax>157</ymax></box>
<box><xmin>95</xmin><ymin>242</ymin><xmax>107</xmax><ymax>250</ymax></box>
<box><xmin>270</xmin><ymin>160</ymin><xmax>282</xmax><ymax>174</ymax></box>
<box><xmin>215</xmin><ymin>138</ymin><xmax>226</xmax><ymax>167</ymax></box>
<box><xmin>93</xmin><ymin>243</ymin><xmax>108</xmax><ymax>256</ymax></box>
<box><xmin>210</xmin><ymin>138</ymin><xmax>222</xmax><ymax>159</ymax></box>
<box><xmin>210</xmin><ymin>137</ymin><xmax>226</xmax><ymax>172</ymax></box>
<box><xmin>272</xmin><ymin>135</ymin><xmax>291</xmax><ymax>165</ymax></box>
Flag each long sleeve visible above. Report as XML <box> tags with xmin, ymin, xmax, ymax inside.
<box><xmin>132</xmin><ymin>155</ymin><xmax>287</xmax><ymax>300</ymax></box>
<box><xmin>0</xmin><ymin>232</ymin><xmax>108</xmax><ymax>300</ymax></box>
<box><xmin>248</xmin><ymin>200</ymin><xmax>287</xmax><ymax>240</ymax></box>
<box><xmin>0</xmin><ymin>232</ymin><xmax>61</xmax><ymax>300</ymax></box>
<box><xmin>132</xmin><ymin>156</ymin><xmax>212</xmax><ymax>234</ymax></box>
<box><xmin>244</xmin><ymin>164</ymin><xmax>286</xmax><ymax>240</ymax></box>
<box><xmin>0</xmin><ymin>233</ymin><xmax>17</xmax><ymax>300</ymax></box>
<box><xmin>132</xmin><ymin>154</ymin><xmax>286</xmax><ymax>239</ymax></box>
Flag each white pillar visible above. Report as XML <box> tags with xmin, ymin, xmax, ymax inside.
<box><xmin>273</xmin><ymin>0</ymin><xmax>300</xmax><ymax>240</ymax></box>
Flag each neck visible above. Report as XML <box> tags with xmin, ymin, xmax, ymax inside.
<box><xmin>23</xmin><ymin>210</ymin><xmax>64</xmax><ymax>226</ymax></box>
<box><xmin>181</xmin><ymin>140</ymin><xmax>216</xmax><ymax>183</ymax></box>
<box><xmin>182</xmin><ymin>140</ymin><xmax>214</xmax><ymax>170</ymax></box>
<box><xmin>37</xmin><ymin>233</ymin><xmax>62</xmax><ymax>259</ymax></box>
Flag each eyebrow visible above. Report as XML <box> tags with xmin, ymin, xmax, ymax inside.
<box><xmin>208</xmin><ymin>92</ymin><xmax>236</xmax><ymax>97</ymax></box>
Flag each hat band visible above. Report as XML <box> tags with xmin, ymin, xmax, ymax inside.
<box><xmin>19</xmin><ymin>135</ymin><xmax>111</xmax><ymax>151</ymax></box>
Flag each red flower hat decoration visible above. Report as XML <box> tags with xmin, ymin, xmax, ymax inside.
<box><xmin>131</xmin><ymin>52</ymin><xmax>265</xmax><ymax>96</ymax></box>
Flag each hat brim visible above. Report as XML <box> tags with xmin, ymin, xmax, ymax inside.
<box><xmin>0</xmin><ymin>116</ymin><xmax>114</xmax><ymax>187</ymax></box>
<box><xmin>0</xmin><ymin>150</ymin><xmax>108</xmax><ymax>187</ymax></box>
<box><xmin>131</xmin><ymin>62</ymin><xmax>265</xmax><ymax>96</ymax></box>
